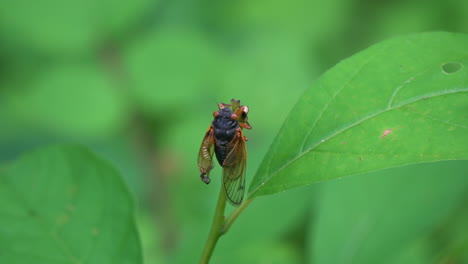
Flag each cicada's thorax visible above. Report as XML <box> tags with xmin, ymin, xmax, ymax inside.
<box><xmin>212</xmin><ymin>107</ymin><xmax>239</xmax><ymax>166</ymax></box>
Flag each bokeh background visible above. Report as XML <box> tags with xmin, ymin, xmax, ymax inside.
<box><xmin>1</xmin><ymin>0</ymin><xmax>468</xmax><ymax>263</ymax></box>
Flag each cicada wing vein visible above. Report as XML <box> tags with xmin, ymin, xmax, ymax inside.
<box><xmin>223</xmin><ymin>129</ymin><xmax>247</xmax><ymax>206</ymax></box>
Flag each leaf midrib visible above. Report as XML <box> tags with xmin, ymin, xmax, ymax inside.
<box><xmin>299</xmin><ymin>52</ymin><xmax>379</xmax><ymax>153</ymax></box>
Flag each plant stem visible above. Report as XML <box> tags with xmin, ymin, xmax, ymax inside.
<box><xmin>199</xmin><ymin>188</ymin><xmax>255</xmax><ymax>263</ymax></box>
<box><xmin>199</xmin><ymin>184</ymin><xmax>227</xmax><ymax>264</ymax></box>
<box><xmin>221</xmin><ymin>198</ymin><xmax>253</xmax><ymax>234</ymax></box>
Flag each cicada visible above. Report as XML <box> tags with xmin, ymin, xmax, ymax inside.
<box><xmin>197</xmin><ymin>99</ymin><xmax>252</xmax><ymax>206</ymax></box>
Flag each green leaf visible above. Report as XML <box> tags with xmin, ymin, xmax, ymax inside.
<box><xmin>249</xmin><ymin>32</ymin><xmax>468</xmax><ymax>197</ymax></box>
<box><xmin>0</xmin><ymin>145</ymin><xmax>141</xmax><ymax>264</ymax></box>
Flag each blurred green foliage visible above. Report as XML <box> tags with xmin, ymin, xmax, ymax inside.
<box><xmin>1</xmin><ymin>0</ymin><xmax>468</xmax><ymax>263</ymax></box>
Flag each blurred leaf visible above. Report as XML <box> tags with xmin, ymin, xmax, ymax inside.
<box><xmin>3</xmin><ymin>65</ymin><xmax>126</xmax><ymax>137</ymax></box>
<box><xmin>0</xmin><ymin>145</ymin><xmax>141</xmax><ymax>264</ymax></box>
<box><xmin>386</xmin><ymin>239</ymin><xmax>431</xmax><ymax>264</ymax></box>
<box><xmin>372</xmin><ymin>2</ymin><xmax>443</xmax><ymax>41</ymax></box>
<box><xmin>217</xmin><ymin>36</ymin><xmax>312</xmax><ymax>130</ymax></box>
<box><xmin>206</xmin><ymin>0</ymin><xmax>350</xmax><ymax>40</ymax></box>
<box><xmin>429</xmin><ymin>196</ymin><xmax>468</xmax><ymax>263</ymax></box>
<box><xmin>372</xmin><ymin>0</ymin><xmax>468</xmax><ymax>41</ymax></box>
<box><xmin>249</xmin><ymin>32</ymin><xmax>468</xmax><ymax>197</ymax></box>
<box><xmin>308</xmin><ymin>161</ymin><xmax>468</xmax><ymax>264</ymax></box>
<box><xmin>125</xmin><ymin>28</ymin><xmax>221</xmax><ymax>113</ymax></box>
<box><xmin>137</xmin><ymin>212</ymin><xmax>164</xmax><ymax>264</ymax></box>
<box><xmin>0</xmin><ymin>0</ymin><xmax>155</xmax><ymax>55</ymax></box>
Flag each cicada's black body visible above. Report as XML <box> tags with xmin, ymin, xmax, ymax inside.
<box><xmin>197</xmin><ymin>99</ymin><xmax>252</xmax><ymax>206</ymax></box>
<box><xmin>212</xmin><ymin>107</ymin><xmax>239</xmax><ymax>166</ymax></box>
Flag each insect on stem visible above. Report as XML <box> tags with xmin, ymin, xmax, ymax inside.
<box><xmin>198</xmin><ymin>99</ymin><xmax>253</xmax><ymax>263</ymax></box>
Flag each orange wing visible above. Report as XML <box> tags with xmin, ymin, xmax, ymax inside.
<box><xmin>198</xmin><ymin>125</ymin><xmax>215</xmax><ymax>184</ymax></box>
<box><xmin>222</xmin><ymin>129</ymin><xmax>247</xmax><ymax>206</ymax></box>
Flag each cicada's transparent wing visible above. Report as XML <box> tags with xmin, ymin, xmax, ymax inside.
<box><xmin>222</xmin><ymin>129</ymin><xmax>247</xmax><ymax>206</ymax></box>
<box><xmin>198</xmin><ymin>126</ymin><xmax>215</xmax><ymax>184</ymax></box>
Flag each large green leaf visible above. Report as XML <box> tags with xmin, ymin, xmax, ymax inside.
<box><xmin>0</xmin><ymin>145</ymin><xmax>141</xmax><ymax>264</ymax></box>
<box><xmin>249</xmin><ymin>32</ymin><xmax>468</xmax><ymax>197</ymax></box>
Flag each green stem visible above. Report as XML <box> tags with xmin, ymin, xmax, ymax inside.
<box><xmin>221</xmin><ymin>198</ymin><xmax>253</xmax><ymax>234</ymax></box>
<box><xmin>199</xmin><ymin>184</ymin><xmax>227</xmax><ymax>264</ymax></box>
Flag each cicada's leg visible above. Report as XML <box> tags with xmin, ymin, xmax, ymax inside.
<box><xmin>218</xmin><ymin>103</ymin><xmax>231</xmax><ymax>110</ymax></box>
<box><xmin>239</xmin><ymin>122</ymin><xmax>252</xmax><ymax>130</ymax></box>
<box><xmin>230</xmin><ymin>106</ymin><xmax>244</xmax><ymax>120</ymax></box>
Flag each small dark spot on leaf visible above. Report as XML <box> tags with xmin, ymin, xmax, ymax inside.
<box><xmin>441</xmin><ymin>62</ymin><xmax>462</xmax><ymax>74</ymax></box>
<box><xmin>358</xmin><ymin>157</ymin><xmax>363</xmax><ymax>161</ymax></box>
<box><xmin>342</xmin><ymin>142</ymin><xmax>347</xmax><ymax>144</ymax></box>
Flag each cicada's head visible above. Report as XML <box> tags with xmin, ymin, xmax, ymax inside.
<box><xmin>213</xmin><ymin>99</ymin><xmax>251</xmax><ymax>130</ymax></box>
<box><xmin>230</xmin><ymin>99</ymin><xmax>251</xmax><ymax>130</ymax></box>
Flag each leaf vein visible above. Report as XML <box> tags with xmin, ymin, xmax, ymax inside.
<box><xmin>300</xmin><ymin>53</ymin><xmax>379</xmax><ymax>152</ymax></box>
<box><xmin>387</xmin><ymin>77</ymin><xmax>414</xmax><ymax>108</ymax></box>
